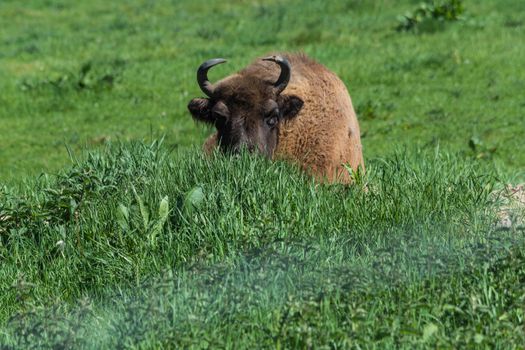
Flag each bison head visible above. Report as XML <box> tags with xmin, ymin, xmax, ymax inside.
<box><xmin>187</xmin><ymin>55</ymin><xmax>304</xmax><ymax>157</ymax></box>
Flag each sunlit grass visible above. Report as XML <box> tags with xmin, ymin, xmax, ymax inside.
<box><xmin>0</xmin><ymin>0</ymin><xmax>524</xmax><ymax>181</ymax></box>
<box><xmin>1</xmin><ymin>141</ymin><xmax>524</xmax><ymax>348</ymax></box>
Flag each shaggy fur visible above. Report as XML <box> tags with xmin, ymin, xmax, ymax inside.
<box><xmin>193</xmin><ymin>53</ymin><xmax>364</xmax><ymax>183</ymax></box>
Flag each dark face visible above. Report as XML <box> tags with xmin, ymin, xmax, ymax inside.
<box><xmin>188</xmin><ymin>86</ymin><xmax>303</xmax><ymax>157</ymax></box>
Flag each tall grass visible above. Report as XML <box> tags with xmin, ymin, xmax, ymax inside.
<box><xmin>1</xmin><ymin>142</ymin><xmax>523</xmax><ymax>348</ymax></box>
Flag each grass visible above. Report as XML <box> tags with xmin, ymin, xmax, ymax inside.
<box><xmin>1</xmin><ymin>0</ymin><xmax>525</xmax><ymax>348</ymax></box>
<box><xmin>1</xmin><ymin>142</ymin><xmax>524</xmax><ymax>348</ymax></box>
<box><xmin>0</xmin><ymin>0</ymin><xmax>524</xmax><ymax>181</ymax></box>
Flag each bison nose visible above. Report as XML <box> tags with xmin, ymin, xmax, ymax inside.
<box><xmin>228</xmin><ymin>146</ymin><xmax>243</xmax><ymax>159</ymax></box>
<box><xmin>224</xmin><ymin>143</ymin><xmax>242</xmax><ymax>156</ymax></box>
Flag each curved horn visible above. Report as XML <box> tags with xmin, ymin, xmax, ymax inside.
<box><xmin>262</xmin><ymin>55</ymin><xmax>291</xmax><ymax>94</ymax></box>
<box><xmin>197</xmin><ymin>58</ymin><xmax>227</xmax><ymax>97</ymax></box>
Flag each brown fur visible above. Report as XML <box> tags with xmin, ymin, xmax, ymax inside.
<box><xmin>198</xmin><ymin>53</ymin><xmax>364</xmax><ymax>183</ymax></box>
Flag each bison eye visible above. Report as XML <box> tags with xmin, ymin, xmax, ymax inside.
<box><xmin>265</xmin><ymin>110</ymin><xmax>279</xmax><ymax>128</ymax></box>
<box><xmin>266</xmin><ymin>116</ymin><xmax>278</xmax><ymax>128</ymax></box>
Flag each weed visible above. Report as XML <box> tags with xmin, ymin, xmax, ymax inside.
<box><xmin>19</xmin><ymin>60</ymin><xmax>124</xmax><ymax>93</ymax></box>
<box><xmin>396</xmin><ymin>0</ymin><xmax>465</xmax><ymax>33</ymax></box>
<box><xmin>468</xmin><ymin>136</ymin><xmax>497</xmax><ymax>160</ymax></box>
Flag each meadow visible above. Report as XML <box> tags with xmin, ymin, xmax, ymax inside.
<box><xmin>0</xmin><ymin>0</ymin><xmax>524</xmax><ymax>348</ymax></box>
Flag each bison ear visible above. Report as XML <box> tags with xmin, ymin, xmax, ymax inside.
<box><xmin>188</xmin><ymin>98</ymin><xmax>213</xmax><ymax>124</ymax></box>
<box><xmin>278</xmin><ymin>94</ymin><xmax>303</xmax><ymax>120</ymax></box>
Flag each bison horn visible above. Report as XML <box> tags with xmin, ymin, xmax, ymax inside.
<box><xmin>197</xmin><ymin>58</ymin><xmax>227</xmax><ymax>97</ymax></box>
<box><xmin>262</xmin><ymin>55</ymin><xmax>291</xmax><ymax>94</ymax></box>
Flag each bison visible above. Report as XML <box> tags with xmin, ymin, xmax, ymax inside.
<box><xmin>187</xmin><ymin>53</ymin><xmax>364</xmax><ymax>183</ymax></box>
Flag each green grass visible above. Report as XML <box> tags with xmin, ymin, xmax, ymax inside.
<box><xmin>1</xmin><ymin>0</ymin><xmax>525</xmax><ymax>348</ymax></box>
<box><xmin>0</xmin><ymin>0</ymin><xmax>524</xmax><ymax>181</ymax></box>
<box><xmin>1</xmin><ymin>142</ymin><xmax>524</xmax><ymax>348</ymax></box>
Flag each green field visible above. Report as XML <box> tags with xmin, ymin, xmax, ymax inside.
<box><xmin>1</xmin><ymin>0</ymin><xmax>524</xmax><ymax>348</ymax></box>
